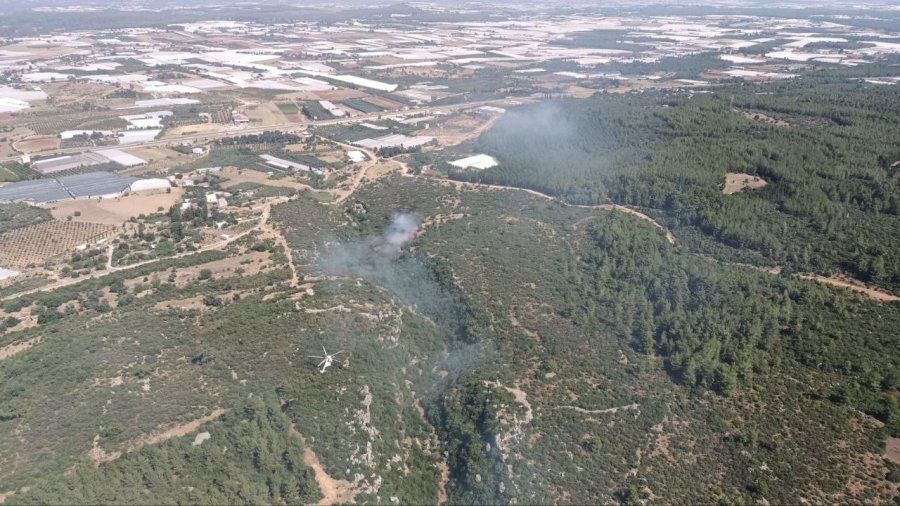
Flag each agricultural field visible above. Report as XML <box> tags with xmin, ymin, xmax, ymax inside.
<box><xmin>12</xmin><ymin>136</ymin><xmax>59</xmax><ymax>154</ymax></box>
<box><xmin>0</xmin><ymin>220</ymin><xmax>116</xmax><ymax>267</ymax></box>
<box><xmin>47</xmin><ymin>189</ymin><xmax>184</xmax><ymax>226</ymax></box>
<box><xmin>276</xmin><ymin>101</ymin><xmax>300</xmax><ymax>115</ymax></box>
<box><xmin>0</xmin><ymin>203</ymin><xmax>51</xmax><ymax>235</ymax></box>
<box><xmin>342</xmin><ymin>98</ymin><xmax>384</xmax><ymax>114</ymax></box>
<box><xmin>0</xmin><ymin>163</ymin><xmax>38</xmax><ymax>183</ymax></box>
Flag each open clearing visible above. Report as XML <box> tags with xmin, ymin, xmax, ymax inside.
<box><xmin>246</xmin><ymin>103</ymin><xmax>286</xmax><ymax>126</ymax></box>
<box><xmin>886</xmin><ymin>437</ymin><xmax>900</xmax><ymax>465</ymax></box>
<box><xmin>359</xmin><ymin>95</ymin><xmax>405</xmax><ymax>110</ymax></box>
<box><xmin>164</xmin><ymin>123</ymin><xmax>227</xmax><ymax>137</ymax></box>
<box><xmin>0</xmin><ymin>220</ymin><xmax>115</xmax><ymax>267</ymax></box>
<box><xmin>127</xmin><ymin>408</ymin><xmax>226</xmax><ymax>452</ymax></box>
<box><xmin>219</xmin><ymin>167</ymin><xmax>313</xmax><ymax>191</ymax></box>
<box><xmin>723</xmin><ymin>172</ymin><xmax>768</xmax><ymax>195</ymax></box>
<box><xmin>14</xmin><ymin>136</ymin><xmax>60</xmax><ymax>153</ymax></box>
<box><xmin>0</xmin><ymin>336</ymin><xmax>41</xmax><ymax>361</ymax></box>
<box><xmin>47</xmin><ymin>188</ymin><xmax>184</xmax><ymax>225</ymax></box>
<box><xmin>417</xmin><ymin>114</ymin><xmax>500</xmax><ymax>146</ymax></box>
<box><xmin>735</xmin><ymin>108</ymin><xmax>790</xmax><ymax>127</ymax></box>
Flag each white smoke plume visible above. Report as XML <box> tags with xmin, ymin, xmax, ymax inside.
<box><xmin>383</xmin><ymin>212</ymin><xmax>421</xmax><ymax>253</ymax></box>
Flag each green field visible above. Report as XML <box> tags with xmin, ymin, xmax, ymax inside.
<box><xmin>276</xmin><ymin>101</ymin><xmax>300</xmax><ymax>115</ymax></box>
<box><xmin>0</xmin><ymin>163</ymin><xmax>38</xmax><ymax>183</ymax></box>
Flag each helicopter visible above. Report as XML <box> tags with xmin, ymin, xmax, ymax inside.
<box><xmin>309</xmin><ymin>346</ymin><xmax>344</xmax><ymax>374</ymax></box>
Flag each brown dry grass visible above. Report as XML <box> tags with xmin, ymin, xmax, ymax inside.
<box><xmin>566</xmin><ymin>85</ymin><xmax>597</xmax><ymax>98</ymax></box>
<box><xmin>359</xmin><ymin>95</ymin><xmax>405</xmax><ymax>110</ymax></box>
<box><xmin>13</xmin><ymin>136</ymin><xmax>59</xmax><ymax>153</ymax></box>
<box><xmin>734</xmin><ymin>108</ymin><xmax>790</xmax><ymax>127</ymax></box>
<box><xmin>164</xmin><ymin>123</ymin><xmax>227</xmax><ymax>137</ymax></box>
<box><xmin>246</xmin><ymin>103</ymin><xmax>286</xmax><ymax>126</ymax></box>
<box><xmin>3</xmin><ymin>44</ymin><xmax>77</xmax><ymax>58</ymax></box>
<box><xmin>886</xmin><ymin>437</ymin><xmax>900</xmax><ymax>465</ymax></box>
<box><xmin>0</xmin><ymin>220</ymin><xmax>116</xmax><ymax>266</ymax></box>
<box><xmin>313</xmin><ymin>89</ymin><xmax>367</xmax><ymax>101</ymax></box>
<box><xmin>47</xmin><ymin>189</ymin><xmax>184</xmax><ymax>225</ymax></box>
<box><xmin>166</xmin><ymin>250</ymin><xmax>271</xmax><ymax>289</ymax></box>
<box><xmin>417</xmin><ymin>114</ymin><xmax>499</xmax><ymax>147</ymax></box>
<box><xmin>723</xmin><ymin>172</ymin><xmax>768</xmax><ymax>195</ymax></box>
<box><xmin>0</xmin><ymin>336</ymin><xmax>41</xmax><ymax>361</ymax></box>
<box><xmin>219</xmin><ymin>167</ymin><xmax>312</xmax><ymax>191</ymax></box>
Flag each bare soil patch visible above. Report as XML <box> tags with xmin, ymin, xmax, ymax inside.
<box><xmin>359</xmin><ymin>95</ymin><xmax>405</xmax><ymax>110</ymax></box>
<box><xmin>154</xmin><ymin>295</ymin><xmax>211</xmax><ymax>313</ymax></box>
<box><xmin>220</xmin><ymin>167</ymin><xmax>312</xmax><ymax>191</ymax></box>
<box><xmin>0</xmin><ymin>336</ymin><xmax>41</xmax><ymax>361</ymax></box>
<box><xmin>13</xmin><ymin>136</ymin><xmax>60</xmax><ymax>153</ymax></box>
<box><xmin>290</xmin><ymin>424</ymin><xmax>360</xmax><ymax>505</ymax></box>
<box><xmin>886</xmin><ymin>437</ymin><xmax>900</xmax><ymax>465</ymax></box>
<box><xmin>47</xmin><ymin>189</ymin><xmax>184</xmax><ymax>225</ymax></box>
<box><xmin>313</xmin><ymin>89</ymin><xmax>367</xmax><ymax>101</ymax></box>
<box><xmin>246</xmin><ymin>103</ymin><xmax>285</xmax><ymax>126</ymax></box>
<box><xmin>127</xmin><ymin>408</ymin><xmax>226</xmax><ymax>452</ymax></box>
<box><xmin>734</xmin><ymin>108</ymin><xmax>790</xmax><ymax>127</ymax></box>
<box><xmin>798</xmin><ymin>274</ymin><xmax>900</xmax><ymax>302</ymax></box>
<box><xmin>165</xmin><ymin>123</ymin><xmax>227</xmax><ymax>137</ymax></box>
<box><xmin>723</xmin><ymin>172</ymin><xmax>768</xmax><ymax>195</ymax></box>
<box><xmin>418</xmin><ymin>114</ymin><xmax>499</xmax><ymax>147</ymax></box>
<box><xmin>566</xmin><ymin>85</ymin><xmax>597</xmax><ymax>98</ymax></box>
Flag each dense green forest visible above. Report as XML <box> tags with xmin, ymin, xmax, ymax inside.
<box><xmin>457</xmin><ymin>81</ymin><xmax>900</xmax><ymax>293</ymax></box>
<box><xmin>8</xmin><ymin>397</ymin><xmax>320</xmax><ymax>505</ymax></box>
<box><xmin>1</xmin><ymin>173</ymin><xmax>897</xmax><ymax>504</ymax></box>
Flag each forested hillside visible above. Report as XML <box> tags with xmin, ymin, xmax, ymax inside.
<box><xmin>459</xmin><ymin>81</ymin><xmax>900</xmax><ymax>293</ymax></box>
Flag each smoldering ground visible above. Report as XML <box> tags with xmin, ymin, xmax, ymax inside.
<box><xmin>316</xmin><ymin>211</ymin><xmax>490</xmax><ymax>378</ymax></box>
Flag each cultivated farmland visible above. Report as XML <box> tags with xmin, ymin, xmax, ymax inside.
<box><xmin>0</xmin><ymin>220</ymin><xmax>116</xmax><ymax>267</ymax></box>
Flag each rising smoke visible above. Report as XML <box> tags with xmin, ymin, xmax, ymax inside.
<box><xmin>317</xmin><ymin>210</ymin><xmax>487</xmax><ymax>365</ymax></box>
<box><xmin>320</xmin><ymin>211</ymin><xmax>422</xmax><ymax>281</ymax></box>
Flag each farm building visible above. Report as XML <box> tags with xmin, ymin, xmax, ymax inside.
<box><xmin>130</xmin><ymin>178</ymin><xmax>171</xmax><ymax>192</ymax></box>
<box><xmin>118</xmin><ymin>129</ymin><xmax>161</xmax><ymax>144</ymax></box>
<box><xmin>0</xmin><ymin>172</ymin><xmax>137</xmax><ymax>204</ymax></box>
<box><xmin>0</xmin><ymin>179</ymin><xmax>72</xmax><ymax>204</ymax></box>
<box><xmin>318</xmin><ymin>100</ymin><xmax>346</xmax><ymax>117</ymax></box>
<box><xmin>353</xmin><ymin>134</ymin><xmax>434</xmax><ymax>150</ymax></box>
<box><xmin>95</xmin><ymin>149</ymin><xmax>146</xmax><ymax>167</ymax></box>
<box><xmin>347</xmin><ymin>150</ymin><xmax>367</xmax><ymax>163</ymax></box>
<box><xmin>232</xmin><ymin>111</ymin><xmax>250</xmax><ymax>124</ymax></box>
<box><xmin>31</xmin><ymin>149</ymin><xmax>146</xmax><ymax>174</ymax></box>
<box><xmin>60</xmin><ymin>130</ymin><xmax>113</xmax><ymax>140</ymax></box>
<box><xmin>120</xmin><ymin>110</ymin><xmax>172</xmax><ymax>129</ymax></box>
<box><xmin>327</xmin><ymin>74</ymin><xmax>397</xmax><ymax>92</ymax></box>
<box><xmin>260</xmin><ymin>154</ymin><xmax>314</xmax><ymax>173</ymax></box>
<box><xmin>450</xmin><ymin>154</ymin><xmax>498</xmax><ymax>170</ymax></box>
<box><xmin>58</xmin><ymin>172</ymin><xmax>139</xmax><ymax>199</ymax></box>
<box><xmin>32</xmin><ymin>153</ymin><xmax>110</xmax><ymax>175</ymax></box>
<box><xmin>476</xmin><ymin>105</ymin><xmax>506</xmax><ymax>115</ymax></box>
